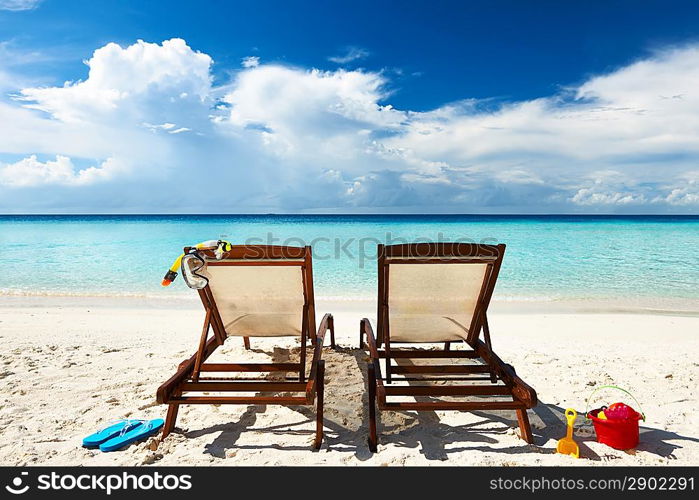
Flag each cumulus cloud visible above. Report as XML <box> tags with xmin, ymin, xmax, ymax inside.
<box><xmin>653</xmin><ymin>171</ymin><xmax>699</xmax><ymax>206</ymax></box>
<box><xmin>221</xmin><ymin>65</ymin><xmax>404</xmax><ymax>162</ymax></box>
<box><xmin>0</xmin><ymin>155</ymin><xmax>125</xmax><ymax>186</ymax></box>
<box><xmin>1</xmin><ymin>38</ymin><xmax>699</xmax><ymax>213</ymax></box>
<box><xmin>571</xmin><ymin>188</ymin><xmax>646</xmax><ymax>206</ymax></box>
<box><xmin>18</xmin><ymin>38</ymin><xmax>212</xmax><ymax>124</ymax></box>
<box><xmin>328</xmin><ymin>46</ymin><xmax>369</xmax><ymax>64</ymax></box>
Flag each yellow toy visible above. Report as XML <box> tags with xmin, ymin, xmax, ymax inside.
<box><xmin>556</xmin><ymin>408</ymin><xmax>580</xmax><ymax>458</ymax></box>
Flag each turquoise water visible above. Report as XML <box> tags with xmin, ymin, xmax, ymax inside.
<box><xmin>1</xmin><ymin>215</ymin><xmax>698</xmax><ymax>303</ymax></box>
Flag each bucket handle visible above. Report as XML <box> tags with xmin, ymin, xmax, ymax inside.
<box><xmin>585</xmin><ymin>385</ymin><xmax>645</xmax><ymax>421</ymax></box>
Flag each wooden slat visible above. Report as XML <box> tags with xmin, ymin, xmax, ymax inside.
<box><xmin>474</xmin><ymin>339</ymin><xmax>538</xmax><ymax>407</ymax></box>
<box><xmin>199</xmin><ymin>363</ymin><xmax>300</xmax><ymax>372</ymax></box>
<box><xmin>156</xmin><ymin>336</ymin><xmax>219</xmax><ymax>403</ymax></box>
<box><xmin>387</xmin><ymin>258</ymin><xmax>498</xmax><ymax>265</ymax></box>
<box><xmin>384</xmin><ymin>385</ymin><xmax>512</xmax><ymax>397</ymax></box>
<box><xmin>189</xmin><ymin>245</ymin><xmax>307</xmax><ymax>261</ymax></box>
<box><xmin>391</xmin><ymin>364</ymin><xmax>491</xmax><ymax>374</ymax></box>
<box><xmin>381</xmin><ymin>375</ymin><xmax>496</xmax><ymax>382</ymax></box>
<box><xmin>170</xmin><ymin>396</ymin><xmax>309</xmax><ymax>405</ymax></box>
<box><xmin>383</xmin><ymin>242</ymin><xmax>501</xmax><ymax>259</ymax></box>
<box><xmin>206</xmin><ymin>261</ymin><xmax>303</xmax><ymax>266</ymax></box>
<box><xmin>381</xmin><ymin>400</ymin><xmax>526</xmax><ymax>411</ymax></box>
<box><xmin>196</xmin><ymin>376</ymin><xmax>301</xmax><ymax>382</ymax></box>
<box><xmin>181</xmin><ymin>381</ymin><xmax>307</xmax><ymax>392</ymax></box>
<box><xmin>377</xmin><ymin>350</ymin><xmax>479</xmax><ymax>359</ymax></box>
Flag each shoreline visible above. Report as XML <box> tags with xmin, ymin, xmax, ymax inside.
<box><xmin>1</xmin><ymin>293</ymin><xmax>698</xmax><ymax>317</ymax></box>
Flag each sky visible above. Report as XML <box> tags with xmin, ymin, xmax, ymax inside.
<box><xmin>1</xmin><ymin>0</ymin><xmax>699</xmax><ymax>214</ymax></box>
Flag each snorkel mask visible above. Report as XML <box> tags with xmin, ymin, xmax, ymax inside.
<box><xmin>181</xmin><ymin>250</ymin><xmax>209</xmax><ymax>289</ymax></box>
<box><xmin>161</xmin><ymin>239</ymin><xmax>232</xmax><ymax>288</ymax></box>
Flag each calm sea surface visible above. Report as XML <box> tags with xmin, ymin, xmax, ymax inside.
<box><xmin>1</xmin><ymin>215</ymin><xmax>697</xmax><ymax>304</ymax></box>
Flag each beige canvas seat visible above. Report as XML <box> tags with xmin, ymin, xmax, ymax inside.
<box><xmin>202</xmin><ymin>264</ymin><xmax>305</xmax><ymax>336</ymax></box>
<box><xmin>387</xmin><ymin>262</ymin><xmax>488</xmax><ymax>342</ymax></box>
<box><xmin>361</xmin><ymin>242</ymin><xmax>537</xmax><ymax>452</ymax></box>
<box><xmin>157</xmin><ymin>245</ymin><xmax>335</xmax><ymax>449</ymax></box>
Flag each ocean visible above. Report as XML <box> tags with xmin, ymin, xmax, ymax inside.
<box><xmin>1</xmin><ymin>215</ymin><xmax>698</xmax><ymax>307</ymax></box>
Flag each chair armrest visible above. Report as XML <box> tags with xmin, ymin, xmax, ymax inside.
<box><xmin>316</xmin><ymin>313</ymin><xmax>335</xmax><ymax>347</ymax></box>
<box><xmin>360</xmin><ymin>318</ymin><xmax>380</xmax><ymax>360</ymax></box>
<box><xmin>307</xmin><ymin>313</ymin><xmax>334</xmax><ymax>396</ymax></box>
<box><xmin>360</xmin><ymin>318</ymin><xmax>386</xmax><ymax>401</ymax></box>
<box><xmin>474</xmin><ymin>339</ymin><xmax>538</xmax><ymax>407</ymax></box>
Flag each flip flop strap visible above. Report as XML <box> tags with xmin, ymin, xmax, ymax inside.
<box><xmin>123</xmin><ymin>419</ymin><xmax>147</xmax><ymax>435</ymax></box>
<box><xmin>97</xmin><ymin>418</ymin><xmax>138</xmax><ymax>433</ymax></box>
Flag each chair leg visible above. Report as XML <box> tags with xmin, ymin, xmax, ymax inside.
<box><xmin>313</xmin><ymin>360</ymin><xmax>325</xmax><ymax>450</ymax></box>
<box><xmin>367</xmin><ymin>363</ymin><xmax>378</xmax><ymax>452</ymax></box>
<box><xmin>516</xmin><ymin>409</ymin><xmax>534</xmax><ymax>444</ymax></box>
<box><xmin>162</xmin><ymin>403</ymin><xmax>179</xmax><ymax>440</ymax></box>
<box><xmin>243</xmin><ymin>337</ymin><xmax>251</xmax><ymax>350</ymax></box>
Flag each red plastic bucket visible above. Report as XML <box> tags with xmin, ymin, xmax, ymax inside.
<box><xmin>587</xmin><ymin>407</ymin><xmax>643</xmax><ymax>450</ymax></box>
<box><xmin>585</xmin><ymin>385</ymin><xmax>645</xmax><ymax>450</ymax></box>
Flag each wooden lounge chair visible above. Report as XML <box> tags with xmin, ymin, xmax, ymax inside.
<box><xmin>156</xmin><ymin>245</ymin><xmax>335</xmax><ymax>449</ymax></box>
<box><xmin>360</xmin><ymin>242</ymin><xmax>537</xmax><ymax>452</ymax></box>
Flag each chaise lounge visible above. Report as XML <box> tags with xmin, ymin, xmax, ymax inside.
<box><xmin>360</xmin><ymin>242</ymin><xmax>537</xmax><ymax>451</ymax></box>
<box><xmin>156</xmin><ymin>244</ymin><xmax>335</xmax><ymax>449</ymax></box>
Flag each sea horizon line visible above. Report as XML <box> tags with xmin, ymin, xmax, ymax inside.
<box><xmin>1</xmin><ymin>213</ymin><xmax>699</xmax><ymax>218</ymax></box>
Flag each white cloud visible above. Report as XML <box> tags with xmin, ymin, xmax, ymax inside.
<box><xmin>143</xmin><ymin>122</ymin><xmax>191</xmax><ymax>134</ymax></box>
<box><xmin>1</xmin><ymin>38</ymin><xmax>699</xmax><ymax>212</ymax></box>
<box><xmin>328</xmin><ymin>46</ymin><xmax>369</xmax><ymax>64</ymax></box>
<box><xmin>241</xmin><ymin>56</ymin><xmax>259</xmax><ymax>68</ymax></box>
<box><xmin>18</xmin><ymin>38</ymin><xmax>212</xmax><ymax>123</ymax></box>
<box><xmin>653</xmin><ymin>171</ymin><xmax>699</xmax><ymax>206</ymax></box>
<box><xmin>0</xmin><ymin>155</ymin><xmax>125</xmax><ymax>186</ymax></box>
<box><xmin>660</xmin><ymin>187</ymin><xmax>699</xmax><ymax>206</ymax></box>
<box><xmin>0</xmin><ymin>0</ymin><xmax>41</xmax><ymax>11</ymax></box>
<box><xmin>222</xmin><ymin>65</ymin><xmax>404</xmax><ymax>162</ymax></box>
<box><xmin>571</xmin><ymin>188</ymin><xmax>646</xmax><ymax>206</ymax></box>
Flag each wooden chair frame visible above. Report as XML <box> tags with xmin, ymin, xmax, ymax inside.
<box><xmin>156</xmin><ymin>245</ymin><xmax>336</xmax><ymax>449</ymax></box>
<box><xmin>360</xmin><ymin>243</ymin><xmax>537</xmax><ymax>452</ymax></box>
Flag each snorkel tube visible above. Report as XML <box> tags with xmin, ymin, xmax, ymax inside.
<box><xmin>161</xmin><ymin>239</ymin><xmax>233</xmax><ymax>286</ymax></box>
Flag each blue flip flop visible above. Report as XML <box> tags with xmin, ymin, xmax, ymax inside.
<box><xmin>82</xmin><ymin>420</ymin><xmax>144</xmax><ymax>448</ymax></box>
<box><xmin>99</xmin><ymin>418</ymin><xmax>165</xmax><ymax>452</ymax></box>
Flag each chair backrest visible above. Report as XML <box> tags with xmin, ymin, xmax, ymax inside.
<box><xmin>190</xmin><ymin>245</ymin><xmax>316</xmax><ymax>339</ymax></box>
<box><xmin>377</xmin><ymin>243</ymin><xmax>505</xmax><ymax>345</ymax></box>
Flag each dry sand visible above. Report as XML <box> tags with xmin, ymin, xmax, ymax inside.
<box><xmin>0</xmin><ymin>296</ymin><xmax>697</xmax><ymax>466</ymax></box>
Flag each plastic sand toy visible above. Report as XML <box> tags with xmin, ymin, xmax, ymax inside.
<box><xmin>556</xmin><ymin>408</ymin><xmax>580</xmax><ymax>458</ymax></box>
<box><xmin>586</xmin><ymin>386</ymin><xmax>645</xmax><ymax>450</ymax></box>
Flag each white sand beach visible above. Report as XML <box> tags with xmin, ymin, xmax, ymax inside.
<box><xmin>0</xmin><ymin>296</ymin><xmax>697</xmax><ymax>466</ymax></box>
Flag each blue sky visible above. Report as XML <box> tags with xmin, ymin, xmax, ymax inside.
<box><xmin>1</xmin><ymin>0</ymin><xmax>699</xmax><ymax>213</ymax></box>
